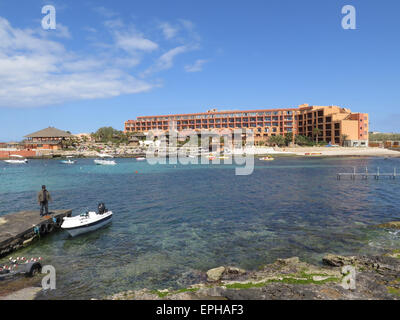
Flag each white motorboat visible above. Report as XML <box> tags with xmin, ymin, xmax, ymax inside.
<box><xmin>136</xmin><ymin>157</ymin><xmax>146</xmax><ymax>161</ymax></box>
<box><xmin>3</xmin><ymin>155</ymin><xmax>28</xmax><ymax>164</ymax></box>
<box><xmin>94</xmin><ymin>153</ymin><xmax>116</xmax><ymax>165</ymax></box>
<box><xmin>61</xmin><ymin>156</ymin><xmax>76</xmax><ymax>164</ymax></box>
<box><xmin>61</xmin><ymin>203</ymin><xmax>113</xmax><ymax>237</ymax></box>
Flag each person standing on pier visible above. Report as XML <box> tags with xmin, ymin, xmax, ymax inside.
<box><xmin>38</xmin><ymin>185</ymin><xmax>52</xmax><ymax>217</ymax></box>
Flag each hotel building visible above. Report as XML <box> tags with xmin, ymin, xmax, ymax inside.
<box><xmin>125</xmin><ymin>104</ymin><xmax>369</xmax><ymax>146</ymax></box>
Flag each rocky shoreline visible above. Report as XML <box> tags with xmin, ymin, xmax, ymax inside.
<box><xmin>106</xmin><ymin>251</ymin><xmax>400</xmax><ymax>300</ymax></box>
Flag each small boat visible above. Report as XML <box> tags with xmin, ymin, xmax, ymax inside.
<box><xmin>60</xmin><ymin>156</ymin><xmax>76</xmax><ymax>164</ymax></box>
<box><xmin>259</xmin><ymin>156</ymin><xmax>274</xmax><ymax>161</ymax></box>
<box><xmin>61</xmin><ymin>203</ymin><xmax>113</xmax><ymax>237</ymax></box>
<box><xmin>94</xmin><ymin>153</ymin><xmax>116</xmax><ymax>165</ymax></box>
<box><xmin>218</xmin><ymin>155</ymin><xmax>230</xmax><ymax>160</ymax></box>
<box><xmin>136</xmin><ymin>157</ymin><xmax>146</xmax><ymax>161</ymax></box>
<box><xmin>3</xmin><ymin>155</ymin><xmax>28</xmax><ymax>164</ymax></box>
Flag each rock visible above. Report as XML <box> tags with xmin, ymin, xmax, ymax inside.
<box><xmin>384</xmin><ymin>250</ymin><xmax>400</xmax><ymax>259</ymax></box>
<box><xmin>312</xmin><ymin>276</ymin><xmax>331</xmax><ymax>282</ymax></box>
<box><xmin>103</xmin><ymin>252</ymin><xmax>400</xmax><ymax>300</ymax></box>
<box><xmin>322</xmin><ymin>254</ymin><xmax>356</xmax><ymax>267</ymax></box>
<box><xmin>0</xmin><ymin>287</ymin><xmax>42</xmax><ymax>300</ymax></box>
<box><xmin>206</xmin><ymin>267</ymin><xmax>225</xmax><ymax>281</ymax></box>
<box><xmin>375</xmin><ymin>221</ymin><xmax>400</xmax><ymax>229</ymax></box>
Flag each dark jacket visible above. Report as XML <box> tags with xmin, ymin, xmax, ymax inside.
<box><xmin>38</xmin><ymin>190</ymin><xmax>52</xmax><ymax>203</ymax></box>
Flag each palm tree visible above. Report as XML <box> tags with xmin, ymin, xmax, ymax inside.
<box><xmin>313</xmin><ymin>128</ymin><xmax>321</xmax><ymax>144</ymax></box>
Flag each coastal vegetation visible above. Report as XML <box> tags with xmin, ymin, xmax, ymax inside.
<box><xmin>369</xmin><ymin>133</ymin><xmax>400</xmax><ymax>141</ymax></box>
<box><xmin>91</xmin><ymin>127</ymin><xmax>130</xmax><ymax>144</ymax></box>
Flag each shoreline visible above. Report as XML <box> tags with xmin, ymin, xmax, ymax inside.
<box><xmin>105</xmin><ymin>249</ymin><xmax>400</xmax><ymax>300</ymax></box>
<box><xmin>0</xmin><ymin>148</ymin><xmax>399</xmax><ymax>160</ymax></box>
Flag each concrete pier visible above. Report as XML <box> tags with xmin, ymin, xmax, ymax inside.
<box><xmin>0</xmin><ymin>209</ymin><xmax>72</xmax><ymax>257</ymax></box>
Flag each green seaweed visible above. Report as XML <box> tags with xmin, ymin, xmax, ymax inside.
<box><xmin>387</xmin><ymin>287</ymin><xmax>400</xmax><ymax>297</ymax></box>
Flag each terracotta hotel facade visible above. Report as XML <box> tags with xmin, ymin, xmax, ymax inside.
<box><xmin>125</xmin><ymin>104</ymin><xmax>369</xmax><ymax>147</ymax></box>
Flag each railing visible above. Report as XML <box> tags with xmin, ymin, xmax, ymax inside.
<box><xmin>337</xmin><ymin>167</ymin><xmax>397</xmax><ymax>180</ymax></box>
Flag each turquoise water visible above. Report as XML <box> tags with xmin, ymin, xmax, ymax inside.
<box><xmin>0</xmin><ymin>157</ymin><xmax>399</xmax><ymax>299</ymax></box>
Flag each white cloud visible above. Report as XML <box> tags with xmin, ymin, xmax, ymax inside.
<box><xmin>0</xmin><ymin>16</ymin><xmax>203</xmax><ymax>108</ymax></box>
<box><xmin>93</xmin><ymin>6</ymin><xmax>118</xmax><ymax>18</ymax></box>
<box><xmin>142</xmin><ymin>45</ymin><xmax>189</xmax><ymax>76</ymax></box>
<box><xmin>185</xmin><ymin>59</ymin><xmax>208</xmax><ymax>72</ymax></box>
<box><xmin>104</xmin><ymin>18</ymin><xmax>124</xmax><ymax>30</ymax></box>
<box><xmin>159</xmin><ymin>22</ymin><xmax>178</xmax><ymax>40</ymax></box>
<box><xmin>114</xmin><ymin>31</ymin><xmax>159</xmax><ymax>52</ymax></box>
<box><xmin>0</xmin><ymin>17</ymin><xmax>155</xmax><ymax>108</ymax></box>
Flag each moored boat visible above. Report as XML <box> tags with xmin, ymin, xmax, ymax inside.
<box><xmin>259</xmin><ymin>156</ymin><xmax>274</xmax><ymax>161</ymax></box>
<box><xmin>3</xmin><ymin>155</ymin><xmax>28</xmax><ymax>164</ymax></box>
<box><xmin>61</xmin><ymin>203</ymin><xmax>113</xmax><ymax>237</ymax></box>
<box><xmin>61</xmin><ymin>156</ymin><xmax>76</xmax><ymax>164</ymax></box>
<box><xmin>94</xmin><ymin>153</ymin><xmax>116</xmax><ymax>165</ymax></box>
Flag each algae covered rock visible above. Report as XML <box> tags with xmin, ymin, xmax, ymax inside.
<box><xmin>375</xmin><ymin>221</ymin><xmax>400</xmax><ymax>229</ymax></box>
<box><xmin>322</xmin><ymin>254</ymin><xmax>356</xmax><ymax>267</ymax></box>
<box><xmin>206</xmin><ymin>266</ymin><xmax>225</xmax><ymax>281</ymax></box>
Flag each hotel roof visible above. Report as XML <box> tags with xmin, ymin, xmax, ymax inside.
<box><xmin>25</xmin><ymin>127</ymin><xmax>72</xmax><ymax>138</ymax></box>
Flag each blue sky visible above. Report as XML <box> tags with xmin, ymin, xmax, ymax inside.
<box><xmin>0</xmin><ymin>0</ymin><xmax>399</xmax><ymax>141</ymax></box>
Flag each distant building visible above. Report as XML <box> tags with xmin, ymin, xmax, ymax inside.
<box><xmin>24</xmin><ymin>127</ymin><xmax>72</xmax><ymax>150</ymax></box>
<box><xmin>125</xmin><ymin>104</ymin><xmax>369</xmax><ymax>147</ymax></box>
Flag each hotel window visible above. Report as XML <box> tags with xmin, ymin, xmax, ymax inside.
<box><xmin>264</xmin><ymin>128</ymin><xmax>269</xmax><ymax>132</ymax></box>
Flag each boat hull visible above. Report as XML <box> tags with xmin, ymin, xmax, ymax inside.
<box><xmin>94</xmin><ymin>160</ymin><xmax>116</xmax><ymax>165</ymax></box>
<box><xmin>4</xmin><ymin>160</ymin><xmax>28</xmax><ymax>164</ymax></box>
<box><xmin>62</xmin><ymin>212</ymin><xmax>113</xmax><ymax>237</ymax></box>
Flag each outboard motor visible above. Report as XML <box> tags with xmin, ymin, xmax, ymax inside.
<box><xmin>98</xmin><ymin>203</ymin><xmax>107</xmax><ymax>215</ymax></box>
